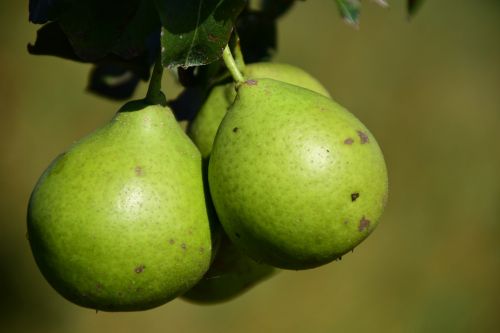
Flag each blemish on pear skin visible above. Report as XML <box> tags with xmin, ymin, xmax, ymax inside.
<box><xmin>351</xmin><ymin>192</ymin><xmax>360</xmax><ymax>202</ymax></box>
<box><xmin>199</xmin><ymin>247</ymin><xmax>205</xmax><ymax>254</ymax></box>
<box><xmin>245</xmin><ymin>79</ymin><xmax>257</xmax><ymax>86</ymax></box>
<box><xmin>134</xmin><ymin>265</ymin><xmax>145</xmax><ymax>273</ymax></box>
<box><xmin>358</xmin><ymin>216</ymin><xmax>370</xmax><ymax>232</ymax></box>
<box><xmin>344</xmin><ymin>138</ymin><xmax>354</xmax><ymax>145</ymax></box>
<box><xmin>96</xmin><ymin>283</ymin><xmax>103</xmax><ymax>290</ymax></box>
<box><xmin>134</xmin><ymin>166</ymin><xmax>143</xmax><ymax>176</ymax></box>
<box><xmin>235</xmin><ymin>232</ymin><xmax>241</xmax><ymax>238</ymax></box>
<box><xmin>357</xmin><ymin>130</ymin><xmax>369</xmax><ymax>144</ymax></box>
<box><xmin>344</xmin><ymin>220</ymin><xmax>349</xmax><ymax>225</ymax></box>
<box><xmin>168</xmin><ymin>238</ymin><xmax>175</xmax><ymax>245</ymax></box>
<box><xmin>181</xmin><ymin>243</ymin><xmax>187</xmax><ymax>251</ymax></box>
<box><xmin>233</xmin><ymin>127</ymin><xmax>239</xmax><ymax>133</ymax></box>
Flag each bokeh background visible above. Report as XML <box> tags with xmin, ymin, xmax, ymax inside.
<box><xmin>1</xmin><ymin>1</ymin><xmax>499</xmax><ymax>332</ymax></box>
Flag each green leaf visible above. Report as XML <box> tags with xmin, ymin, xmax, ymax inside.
<box><xmin>408</xmin><ymin>0</ymin><xmax>425</xmax><ymax>18</ymax></box>
<box><xmin>335</xmin><ymin>0</ymin><xmax>361</xmax><ymax>27</ymax></box>
<box><xmin>155</xmin><ymin>0</ymin><xmax>246</xmax><ymax>68</ymax></box>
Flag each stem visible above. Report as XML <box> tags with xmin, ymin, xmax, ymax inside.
<box><xmin>234</xmin><ymin>38</ymin><xmax>246</xmax><ymax>73</ymax></box>
<box><xmin>145</xmin><ymin>56</ymin><xmax>167</xmax><ymax>106</ymax></box>
<box><xmin>222</xmin><ymin>45</ymin><xmax>244</xmax><ymax>83</ymax></box>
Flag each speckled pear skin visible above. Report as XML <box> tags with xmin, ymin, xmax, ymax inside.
<box><xmin>184</xmin><ymin>63</ymin><xmax>328</xmax><ymax>300</ymax></box>
<box><xmin>208</xmin><ymin>79</ymin><xmax>388</xmax><ymax>270</ymax></box>
<box><xmin>188</xmin><ymin>85</ymin><xmax>233</xmax><ymax>159</ymax></box>
<box><xmin>182</xmin><ymin>234</ymin><xmax>275</xmax><ymax>304</ymax></box>
<box><xmin>188</xmin><ymin>62</ymin><xmax>331</xmax><ymax>159</ymax></box>
<box><xmin>27</xmin><ymin>100</ymin><xmax>213</xmax><ymax>311</ymax></box>
<box><xmin>245</xmin><ymin>63</ymin><xmax>330</xmax><ymax>98</ymax></box>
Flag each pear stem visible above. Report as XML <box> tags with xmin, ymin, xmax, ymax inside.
<box><xmin>145</xmin><ymin>56</ymin><xmax>167</xmax><ymax>106</ymax></box>
<box><xmin>234</xmin><ymin>38</ymin><xmax>246</xmax><ymax>73</ymax></box>
<box><xmin>222</xmin><ymin>45</ymin><xmax>244</xmax><ymax>83</ymax></box>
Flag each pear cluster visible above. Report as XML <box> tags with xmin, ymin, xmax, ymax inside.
<box><xmin>27</xmin><ymin>63</ymin><xmax>388</xmax><ymax>311</ymax></box>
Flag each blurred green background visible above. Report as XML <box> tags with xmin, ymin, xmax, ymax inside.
<box><xmin>1</xmin><ymin>1</ymin><xmax>499</xmax><ymax>332</ymax></box>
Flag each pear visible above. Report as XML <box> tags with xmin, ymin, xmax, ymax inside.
<box><xmin>27</xmin><ymin>99</ymin><xmax>213</xmax><ymax>311</ymax></box>
<box><xmin>208</xmin><ymin>79</ymin><xmax>388</xmax><ymax>270</ymax></box>
<box><xmin>183</xmin><ymin>63</ymin><xmax>330</xmax><ymax>302</ymax></box>
<box><xmin>245</xmin><ymin>63</ymin><xmax>330</xmax><ymax>98</ymax></box>
<box><xmin>188</xmin><ymin>85</ymin><xmax>234</xmax><ymax>159</ymax></box>
<box><xmin>181</xmin><ymin>157</ymin><xmax>275</xmax><ymax>304</ymax></box>
<box><xmin>188</xmin><ymin>62</ymin><xmax>330</xmax><ymax>159</ymax></box>
<box><xmin>182</xmin><ymin>233</ymin><xmax>275</xmax><ymax>304</ymax></box>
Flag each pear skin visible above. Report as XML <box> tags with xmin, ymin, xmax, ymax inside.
<box><xmin>245</xmin><ymin>63</ymin><xmax>330</xmax><ymax>98</ymax></box>
<box><xmin>27</xmin><ymin>100</ymin><xmax>213</xmax><ymax>311</ymax></box>
<box><xmin>182</xmin><ymin>234</ymin><xmax>275</xmax><ymax>304</ymax></box>
<box><xmin>208</xmin><ymin>79</ymin><xmax>388</xmax><ymax>270</ymax></box>
<box><xmin>188</xmin><ymin>62</ymin><xmax>330</xmax><ymax>159</ymax></box>
<box><xmin>188</xmin><ymin>85</ymin><xmax>234</xmax><ymax>159</ymax></box>
<box><xmin>184</xmin><ymin>63</ymin><xmax>331</xmax><ymax>301</ymax></box>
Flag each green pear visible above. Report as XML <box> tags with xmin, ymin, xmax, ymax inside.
<box><xmin>181</xmin><ymin>157</ymin><xmax>275</xmax><ymax>304</ymax></box>
<box><xmin>244</xmin><ymin>63</ymin><xmax>330</xmax><ymax>97</ymax></box>
<box><xmin>183</xmin><ymin>63</ymin><xmax>329</xmax><ymax>302</ymax></box>
<box><xmin>188</xmin><ymin>62</ymin><xmax>330</xmax><ymax>159</ymax></box>
<box><xmin>188</xmin><ymin>85</ymin><xmax>234</xmax><ymax>159</ymax></box>
<box><xmin>27</xmin><ymin>99</ymin><xmax>213</xmax><ymax>311</ymax></box>
<box><xmin>182</xmin><ymin>233</ymin><xmax>275</xmax><ymax>304</ymax></box>
<box><xmin>208</xmin><ymin>79</ymin><xmax>388</xmax><ymax>270</ymax></box>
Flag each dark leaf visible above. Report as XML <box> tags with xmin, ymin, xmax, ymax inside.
<box><xmin>237</xmin><ymin>10</ymin><xmax>277</xmax><ymax>63</ymax></box>
<box><xmin>155</xmin><ymin>0</ymin><xmax>246</xmax><ymax>68</ymax></box>
<box><xmin>335</xmin><ymin>0</ymin><xmax>361</xmax><ymax>27</ymax></box>
<box><xmin>28</xmin><ymin>22</ymin><xmax>158</xmax><ymax>76</ymax></box>
<box><xmin>57</xmin><ymin>1</ymin><xmax>140</xmax><ymax>60</ymax></box>
<box><xmin>261</xmin><ymin>0</ymin><xmax>296</xmax><ymax>19</ymax></box>
<box><xmin>109</xmin><ymin>0</ymin><xmax>162</xmax><ymax>60</ymax></box>
<box><xmin>29</xmin><ymin>1</ymin><xmax>161</xmax><ymax>62</ymax></box>
<box><xmin>28</xmin><ymin>22</ymin><xmax>157</xmax><ymax>100</ymax></box>
<box><xmin>408</xmin><ymin>0</ymin><xmax>425</xmax><ymax>18</ymax></box>
<box><xmin>29</xmin><ymin>0</ymin><xmax>63</xmax><ymax>24</ymax></box>
<box><xmin>169</xmin><ymin>86</ymin><xmax>207</xmax><ymax>121</ymax></box>
<box><xmin>85</xmin><ymin>32</ymin><xmax>158</xmax><ymax>100</ymax></box>
<box><xmin>28</xmin><ymin>1</ymin><xmax>161</xmax><ymax>99</ymax></box>
<box><xmin>88</xmin><ymin>64</ymin><xmax>142</xmax><ymax>101</ymax></box>
<box><xmin>27</xmin><ymin>22</ymin><xmax>81</xmax><ymax>62</ymax></box>
<box><xmin>177</xmin><ymin>67</ymin><xmax>198</xmax><ymax>87</ymax></box>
